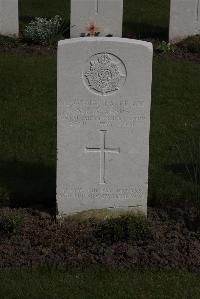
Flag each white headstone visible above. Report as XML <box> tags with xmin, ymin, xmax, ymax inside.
<box><xmin>57</xmin><ymin>37</ymin><xmax>153</xmax><ymax>215</ymax></box>
<box><xmin>0</xmin><ymin>0</ymin><xmax>19</xmax><ymax>36</ymax></box>
<box><xmin>169</xmin><ymin>0</ymin><xmax>200</xmax><ymax>43</ymax></box>
<box><xmin>70</xmin><ymin>0</ymin><xmax>123</xmax><ymax>38</ymax></box>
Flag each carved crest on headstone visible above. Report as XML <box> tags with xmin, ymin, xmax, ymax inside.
<box><xmin>84</xmin><ymin>53</ymin><xmax>126</xmax><ymax>95</ymax></box>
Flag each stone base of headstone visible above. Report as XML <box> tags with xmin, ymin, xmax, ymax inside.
<box><xmin>56</xmin><ymin>207</ymin><xmax>146</xmax><ymax>220</ymax></box>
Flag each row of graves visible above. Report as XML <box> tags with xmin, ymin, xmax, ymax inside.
<box><xmin>1</xmin><ymin>0</ymin><xmax>200</xmax><ymax>42</ymax></box>
<box><xmin>1</xmin><ymin>0</ymin><xmax>199</xmax><ymax>216</ymax></box>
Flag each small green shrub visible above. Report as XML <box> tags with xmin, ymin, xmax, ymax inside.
<box><xmin>0</xmin><ymin>209</ymin><xmax>24</xmax><ymax>235</ymax></box>
<box><xmin>24</xmin><ymin>15</ymin><xmax>69</xmax><ymax>46</ymax></box>
<box><xmin>94</xmin><ymin>214</ymin><xmax>152</xmax><ymax>243</ymax></box>
<box><xmin>178</xmin><ymin>35</ymin><xmax>200</xmax><ymax>53</ymax></box>
<box><xmin>157</xmin><ymin>41</ymin><xmax>175</xmax><ymax>53</ymax></box>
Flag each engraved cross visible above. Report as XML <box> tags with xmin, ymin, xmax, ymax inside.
<box><xmin>85</xmin><ymin>130</ymin><xmax>120</xmax><ymax>184</ymax></box>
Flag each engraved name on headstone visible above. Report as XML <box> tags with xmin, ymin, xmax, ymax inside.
<box><xmin>0</xmin><ymin>0</ymin><xmax>19</xmax><ymax>36</ymax></box>
<box><xmin>169</xmin><ymin>0</ymin><xmax>200</xmax><ymax>43</ymax></box>
<box><xmin>70</xmin><ymin>0</ymin><xmax>123</xmax><ymax>38</ymax></box>
<box><xmin>57</xmin><ymin>37</ymin><xmax>153</xmax><ymax>215</ymax></box>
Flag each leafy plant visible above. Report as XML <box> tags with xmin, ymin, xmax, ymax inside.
<box><xmin>157</xmin><ymin>41</ymin><xmax>175</xmax><ymax>53</ymax></box>
<box><xmin>24</xmin><ymin>15</ymin><xmax>69</xmax><ymax>46</ymax></box>
<box><xmin>94</xmin><ymin>214</ymin><xmax>152</xmax><ymax>243</ymax></box>
<box><xmin>80</xmin><ymin>32</ymin><xmax>100</xmax><ymax>37</ymax></box>
<box><xmin>0</xmin><ymin>209</ymin><xmax>24</xmax><ymax>235</ymax></box>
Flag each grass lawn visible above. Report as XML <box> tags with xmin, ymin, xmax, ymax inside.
<box><xmin>19</xmin><ymin>0</ymin><xmax>170</xmax><ymax>38</ymax></box>
<box><xmin>0</xmin><ymin>267</ymin><xmax>200</xmax><ymax>299</ymax></box>
<box><xmin>0</xmin><ymin>51</ymin><xmax>200</xmax><ymax>208</ymax></box>
<box><xmin>150</xmin><ymin>56</ymin><xmax>200</xmax><ymax>205</ymax></box>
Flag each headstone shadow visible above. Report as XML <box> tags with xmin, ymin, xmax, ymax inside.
<box><xmin>123</xmin><ymin>21</ymin><xmax>169</xmax><ymax>40</ymax></box>
<box><xmin>0</xmin><ymin>160</ymin><xmax>56</xmax><ymax>212</ymax></box>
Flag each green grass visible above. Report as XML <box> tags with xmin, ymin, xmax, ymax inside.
<box><xmin>150</xmin><ymin>56</ymin><xmax>200</xmax><ymax>205</ymax></box>
<box><xmin>0</xmin><ymin>52</ymin><xmax>200</xmax><ymax>208</ymax></box>
<box><xmin>123</xmin><ymin>0</ymin><xmax>170</xmax><ymax>38</ymax></box>
<box><xmin>0</xmin><ymin>267</ymin><xmax>200</xmax><ymax>298</ymax></box>
<box><xmin>19</xmin><ymin>0</ymin><xmax>69</xmax><ymax>18</ymax></box>
<box><xmin>19</xmin><ymin>0</ymin><xmax>170</xmax><ymax>38</ymax></box>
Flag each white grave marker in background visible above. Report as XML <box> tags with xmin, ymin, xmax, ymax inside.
<box><xmin>70</xmin><ymin>0</ymin><xmax>123</xmax><ymax>37</ymax></box>
<box><xmin>57</xmin><ymin>37</ymin><xmax>153</xmax><ymax>215</ymax></box>
<box><xmin>0</xmin><ymin>0</ymin><xmax>19</xmax><ymax>36</ymax></box>
<box><xmin>169</xmin><ymin>0</ymin><xmax>200</xmax><ymax>43</ymax></box>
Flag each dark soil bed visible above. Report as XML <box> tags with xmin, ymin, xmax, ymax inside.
<box><xmin>155</xmin><ymin>47</ymin><xmax>200</xmax><ymax>64</ymax></box>
<box><xmin>0</xmin><ymin>35</ymin><xmax>56</xmax><ymax>55</ymax></box>
<box><xmin>0</xmin><ymin>206</ymin><xmax>200</xmax><ymax>272</ymax></box>
<box><xmin>0</xmin><ymin>35</ymin><xmax>200</xmax><ymax>64</ymax></box>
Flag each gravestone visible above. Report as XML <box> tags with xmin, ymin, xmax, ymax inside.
<box><xmin>169</xmin><ymin>0</ymin><xmax>200</xmax><ymax>43</ymax></box>
<box><xmin>57</xmin><ymin>37</ymin><xmax>153</xmax><ymax>215</ymax></box>
<box><xmin>70</xmin><ymin>0</ymin><xmax>123</xmax><ymax>37</ymax></box>
<box><xmin>0</xmin><ymin>0</ymin><xmax>19</xmax><ymax>36</ymax></box>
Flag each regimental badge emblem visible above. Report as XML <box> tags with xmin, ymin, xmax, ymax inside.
<box><xmin>83</xmin><ymin>53</ymin><xmax>126</xmax><ymax>96</ymax></box>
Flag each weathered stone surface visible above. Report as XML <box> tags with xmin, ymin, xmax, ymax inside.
<box><xmin>57</xmin><ymin>37</ymin><xmax>153</xmax><ymax>215</ymax></box>
<box><xmin>169</xmin><ymin>0</ymin><xmax>200</xmax><ymax>43</ymax></box>
<box><xmin>0</xmin><ymin>0</ymin><xmax>19</xmax><ymax>36</ymax></box>
<box><xmin>70</xmin><ymin>0</ymin><xmax>123</xmax><ymax>37</ymax></box>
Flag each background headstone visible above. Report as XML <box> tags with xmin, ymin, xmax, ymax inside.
<box><xmin>0</xmin><ymin>0</ymin><xmax>19</xmax><ymax>36</ymax></box>
<box><xmin>57</xmin><ymin>37</ymin><xmax>153</xmax><ymax>215</ymax></box>
<box><xmin>70</xmin><ymin>0</ymin><xmax>123</xmax><ymax>37</ymax></box>
<box><xmin>169</xmin><ymin>0</ymin><xmax>200</xmax><ymax>43</ymax></box>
